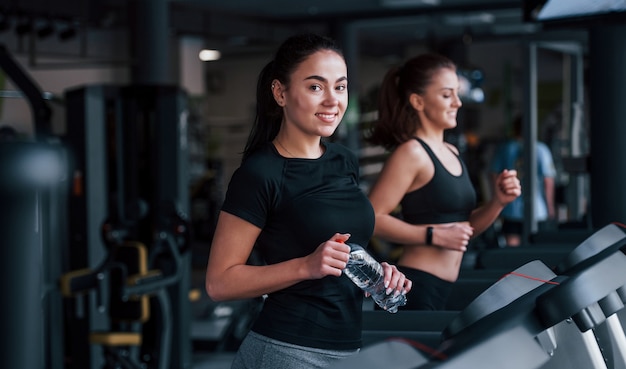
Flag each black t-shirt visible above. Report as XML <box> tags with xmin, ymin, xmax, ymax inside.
<box><xmin>221</xmin><ymin>141</ymin><xmax>375</xmax><ymax>350</ymax></box>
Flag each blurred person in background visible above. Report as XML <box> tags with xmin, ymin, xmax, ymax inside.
<box><xmin>490</xmin><ymin>115</ymin><xmax>556</xmax><ymax>247</ymax></box>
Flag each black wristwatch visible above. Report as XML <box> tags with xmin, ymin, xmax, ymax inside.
<box><xmin>426</xmin><ymin>226</ymin><xmax>434</xmax><ymax>245</ymax></box>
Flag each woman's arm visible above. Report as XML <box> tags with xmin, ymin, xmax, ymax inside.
<box><xmin>471</xmin><ymin>169</ymin><xmax>521</xmax><ymax>235</ymax></box>
<box><xmin>368</xmin><ymin>143</ymin><xmax>428</xmax><ymax>244</ymax></box>
<box><xmin>205</xmin><ymin>211</ymin><xmax>352</xmax><ymax>301</ymax></box>
<box><xmin>368</xmin><ymin>143</ymin><xmax>472</xmax><ymax>251</ymax></box>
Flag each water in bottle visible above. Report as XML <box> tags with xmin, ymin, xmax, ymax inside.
<box><xmin>343</xmin><ymin>243</ymin><xmax>407</xmax><ymax>313</ymax></box>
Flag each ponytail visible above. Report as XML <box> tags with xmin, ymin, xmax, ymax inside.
<box><xmin>242</xmin><ymin>61</ymin><xmax>282</xmax><ymax>162</ymax></box>
<box><xmin>366</xmin><ymin>53</ymin><xmax>456</xmax><ymax>150</ymax></box>
<box><xmin>366</xmin><ymin>65</ymin><xmax>417</xmax><ymax>150</ymax></box>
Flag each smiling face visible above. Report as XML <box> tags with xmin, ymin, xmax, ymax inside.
<box><xmin>413</xmin><ymin>67</ymin><xmax>462</xmax><ymax>130</ymax></box>
<box><xmin>274</xmin><ymin>49</ymin><xmax>348</xmax><ymax>138</ymax></box>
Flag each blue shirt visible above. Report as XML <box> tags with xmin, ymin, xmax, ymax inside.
<box><xmin>490</xmin><ymin>139</ymin><xmax>556</xmax><ymax>221</ymax></box>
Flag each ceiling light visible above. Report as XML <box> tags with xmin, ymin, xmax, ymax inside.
<box><xmin>199</xmin><ymin>49</ymin><xmax>221</xmax><ymax>62</ymax></box>
<box><xmin>537</xmin><ymin>0</ymin><xmax>626</xmax><ymax>21</ymax></box>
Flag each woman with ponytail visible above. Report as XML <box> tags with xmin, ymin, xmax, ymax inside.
<box><xmin>205</xmin><ymin>34</ymin><xmax>411</xmax><ymax>368</ymax></box>
<box><xmin>366</xmin><ymin>53</ymin><xmax>520</xmax><ymax>310</ymax></box>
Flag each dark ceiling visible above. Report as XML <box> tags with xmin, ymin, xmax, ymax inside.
<box><xmin>1</xmin><ymin>0</ymin><xmax>547</xmax><ymax>58</ymax></box>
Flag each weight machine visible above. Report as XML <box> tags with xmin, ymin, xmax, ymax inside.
<box><xmin>60</xmin><ymin>84</ymin><xmax>192</xmax><ymax>369</ymax></box>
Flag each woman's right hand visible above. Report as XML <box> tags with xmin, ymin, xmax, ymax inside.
<box><xmin>432</xmin><ymin>223</ymin><xmax>473</xmax><ymax>252</ymax></box>
<box><xmin>304</xmin><ymin>233</ymin><xmax>352</xmax><ymax>279</ymax></box>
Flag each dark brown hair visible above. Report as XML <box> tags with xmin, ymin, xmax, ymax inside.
<box><xmin>366</xmin><ymin>53</ymin><xmax>456</xmax><ymax>150</ymax></box>
<box><xmin>242</xmin><ymin>33</ymin><xmax>344</xmax><ymax>162</ymax></box>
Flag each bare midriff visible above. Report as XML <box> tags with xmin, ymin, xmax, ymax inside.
<box><xmin>397</xmin><ymin>243</ymin><xmax>464</xmax><ymax>282</ymax></box>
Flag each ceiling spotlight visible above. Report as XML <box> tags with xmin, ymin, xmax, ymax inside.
<box><xmin>199</xmin><ymin>49</ymin><xmax>221</xmax><ymax>61</ymax></box>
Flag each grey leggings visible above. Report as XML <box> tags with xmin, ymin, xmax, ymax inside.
<box><xmin>231</xmin><ymin>331</ymin><xmax>359</xmax><ymax>369</ymax></box>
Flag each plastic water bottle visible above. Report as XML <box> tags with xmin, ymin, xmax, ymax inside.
<box><xmin>343</xmin><ymin>243</ymin><xmax>407</xmax><ymax>313</ymax></box>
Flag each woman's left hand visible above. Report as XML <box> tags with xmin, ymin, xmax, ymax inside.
<box><xmin>373</xmin><ymin>262</ymin><xmax>412</xmax><ymax>298</ymax></box>
<box><xmin>494</xmin><ymin>169</ymin><xmax>522</xmax><ymax>206</ymax></box>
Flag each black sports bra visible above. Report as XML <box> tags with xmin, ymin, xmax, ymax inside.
<box><xmin>400</xmin><ymin>137</ymin><xmax>477</xmax><ymax>224</ymax></box>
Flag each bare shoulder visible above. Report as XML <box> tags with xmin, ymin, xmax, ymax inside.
<box><xmin>395</xmin><ymin>139</ymin><xmax>426</xmax><ymax>159</ymax></box>
<box><xmin>385</xmin><ymin>139</ymin><xmax>429</xmax><ymax>171</ymax></box>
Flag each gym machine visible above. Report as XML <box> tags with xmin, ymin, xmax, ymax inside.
<box><xmin>60</xmin><ymin>84</ymin><xmax>192</xmax><ymax>369</ymax></box>
<box><xmin>331</xmin><ymin>223</ymin><xmax>626</xmax><ymax>369</ymax></box>
<box><xmin>0</xmin><ymin>44</ymin><xmax>67</xmax><ymax>369</ymax></box>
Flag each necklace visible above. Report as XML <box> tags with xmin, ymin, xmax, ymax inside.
<box><xmin>276</xmin><ymin>139</ymin><xmax>323</xmax><ymax>158</ymax></box>
<box><xmin>276</xmin><ymin>139</ymin><xmax>297</xmax><ymax>158</ymax></box>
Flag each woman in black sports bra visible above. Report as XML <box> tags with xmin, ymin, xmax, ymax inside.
<box><xmin>365</xmin><ymin>53</ymin><xmax>521</xmax><ymax>310</ymax></box>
